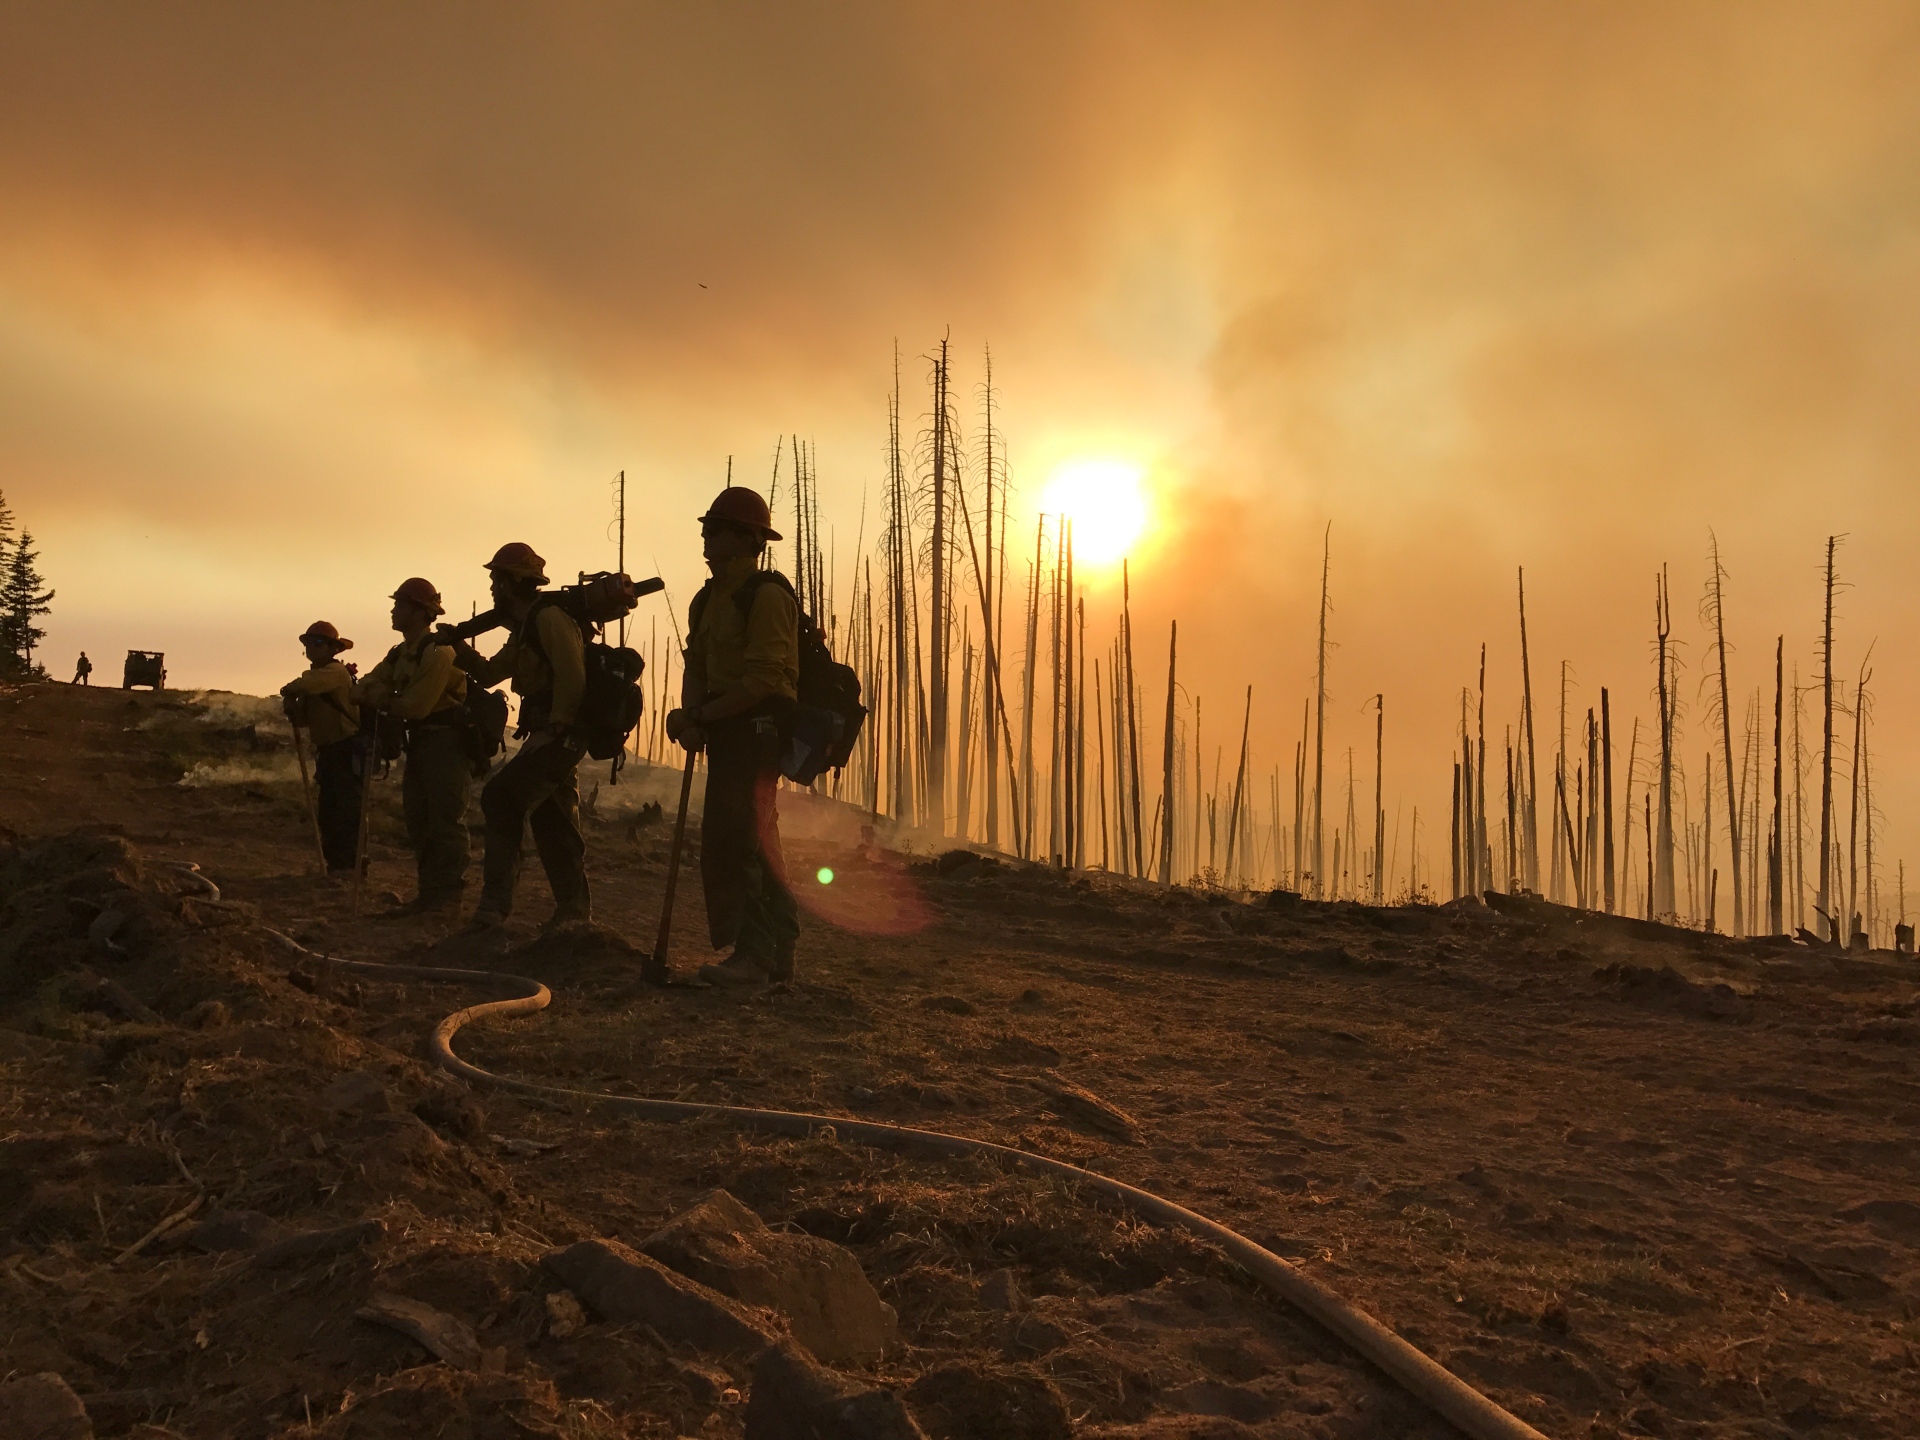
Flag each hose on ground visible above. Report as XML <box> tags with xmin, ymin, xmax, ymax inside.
<box><xmin>268</xmin><ymin>932</ymin><xmax>1551</xmax><ymax>1440</ymax></box>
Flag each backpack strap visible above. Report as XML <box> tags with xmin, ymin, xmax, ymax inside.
<box><xmin>516</xmin><ymin>595</ymin><xmax>585</xmax><ymax>670</ymax></box>
<box><xmin>734</xmin><ymin>569</ymin><xmax>795</xmax><ymax>612</ymax></box>
<box><xmin>690</xmin><ymin>569</ymin><xmax>801</xmax><ymax>636</ymax></box>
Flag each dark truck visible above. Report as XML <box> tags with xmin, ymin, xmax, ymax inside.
<box><xmin>122</xmin><ymin>650</ymin><xmax>166</xmax><ymax>690</ymax></box>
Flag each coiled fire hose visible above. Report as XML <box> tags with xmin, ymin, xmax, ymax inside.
<box><xmin>235</xmin><ymin>905</ymin><xmax>1549</xmax><ymax>1440</ymax></box>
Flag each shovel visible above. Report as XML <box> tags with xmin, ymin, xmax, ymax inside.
<box><xmin>351</xmin><ymin>722</ymin><xmax>378</xmax><ymax>917</ymax></box>
<box><xmin>647</xmin><ymin>747</ymin><xmax>698</xmax><ymax>985</ymax></box>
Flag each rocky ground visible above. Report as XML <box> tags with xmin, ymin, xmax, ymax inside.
<box><xmin>2</xmin><ymin>681</ymin><xmax>1917</xmax><ymax>1440</ymax></box>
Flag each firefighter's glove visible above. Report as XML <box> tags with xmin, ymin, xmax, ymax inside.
<box><xmin>665</xmin><ymin>708</ymin><xmax>705</xmax><ymax>754</ymax></box>
<box><xmin>445</xmin><ymin>637</ymin><xmax>484</xmax><ymax>672</ymax></box>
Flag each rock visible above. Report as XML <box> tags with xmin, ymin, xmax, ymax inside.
<box><xmin>494</xmin><ymin>1135</ymin><xmax>560</xmax><ymax>1157</ymax></box>
<box><xmin>542</xmin><ymin>1238</ymin><xmax>782</xmax><ymax>1359</ymax></box>
<box><xmin>976</xmin><ymin>1269</ymin><xmax>1021</xmax><ymax>1312</ymax></box>
<box><xmin>671</xmin><ymin>1358</ymin><xmax>737</xmax><ymax>1406</ymax></box>
<box><xmin>544</xmin><ymin>1290</ymin><xmax>587</xmax><ymax>1339</ymax></box>
<box><xmin>182</xmin><ymin>1000</ymin><xmax>229</xmax><ymax>1030</ymax></box>
<box><xmin>75</xmin><ymin>970</ymin><xmax>160</xmax><ymax>1025</ymax></box>
<box><xmin>320</xmin><ymin>1070</ymin><xmax>391</xmax><ymax>1116</ymax></box>
<box><xmin>641</xmin><ymin>1189</ymin><xmax>898</xmax><ymax>1364</ymax></box>
<box><xmin>0</xmin><ymin>1372</ymin><xmax>93</xmax><ymax>1440</ymax></box>
<box><xmin>907</xmin><ymin>1363</ymin><xmax>1070</xmax><ymax>1440</ymax></box>
<box><xmin>744</xmin><ymin>1340</ymin><xmax>925</xmax><ymax>1440</ymax></box>
<box><xmin>356</xmin><ymin>1293</ymin><xmax>483</xmax><ymax>1370</ymax></box>
<box><xmin>88</xmin><ymin>909</ymin><xmax>128</xmax><ymax>957</ymax></box>
<box><xmin>415</xmin><ymin>1089</ymin><xmax>486</xmax><ymax>1140</ymax></box>
<box><xmin>251</xmin><ymin>1218</ymin><xmax>386</xmax><ymax>1270</ymax></box>
<box><xmin>186</xmin><ymin>1209</ymin><xmax>286</xmax><ymax>1253</ymax></box>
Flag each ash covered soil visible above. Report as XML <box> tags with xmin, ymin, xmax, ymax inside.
<box><xmin>3</xmin><ymin>681</ymin><xmax>1918</xmax><ymax>1440</ymax></box>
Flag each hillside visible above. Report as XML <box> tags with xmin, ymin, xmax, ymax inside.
<box><xmin>2</xmin><ymin>680</ymin><xmax>1917</xmax><ymax>1439</ymax></box>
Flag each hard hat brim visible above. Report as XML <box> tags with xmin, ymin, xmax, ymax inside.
<box><xmin>698</xmin><ymin>511</ymin><xmax>783</xmax><ymax>542</ymax></box>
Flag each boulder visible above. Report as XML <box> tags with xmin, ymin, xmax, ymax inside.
<box><xmin>0</xmin><ymin>1373</ymin><xmax>92</xmax><ymax>1440</ymax></box>
<box><xmin>976</xmin><ymin>1268</ymin><xmax>1021</xmax><ymax>1311</ymax></box>
<box><xmin>542</xmin><ymin>1238</ymin><xmax>781</xmax><ymax>1359</ymax></box>
<box><xmin>744</xmin><ymin>1340</ymin><xmax>925</xmax><ymax>1440</ymax></box>
<box><xmin>642</xmin><ymin>1188</ymin><xmax>898</xmax><ymax>1364</ymax></box>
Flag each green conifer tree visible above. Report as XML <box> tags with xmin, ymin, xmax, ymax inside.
<box><xmin>1</xmin><ymin>526</ymin><xmax>54</xmax><ymax>679</ymax></box>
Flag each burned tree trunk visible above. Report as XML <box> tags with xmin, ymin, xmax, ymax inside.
<box><xmin>1160</xmin><ymin>622</ymin><xmax>1177</xmax><ymax>883</ymax></box>
<box><xmin>928</xmin><ymin>340</ymin><xmax>950</xmax><ymax>837</ymax></box>
<box><xmin>1655</xmin><ymin>567</ymin><xmax>1676</xmax><ymax>920</ymax></box>
<box><xmin>1770</xmin><ymin>636</ymin><xmax>1784</xmax><ymax>935</ymax></box>
<box><xmin>1817</xmin><ymin>536</ymin><xmax>1838</xmax><ymax>933</ymax></box>
<box><xmin>1518</xmin><ymin>568</ymin><xmax>1541</xmax><ymax>892</ymax></box>
<box><xmin>1313</xmin><ymin>526</ymin><xmax>1331</xmax><ymax>897</ymax></box>
<box><xmin>1601</xmin><ymin>688</ymin><xmax>1616</xmax><ymax>913</ymax></box>
<box><xmin>1706</xmin><ymin>534</ymin><xmax>1742</xmax><ymax>934</ymax></box>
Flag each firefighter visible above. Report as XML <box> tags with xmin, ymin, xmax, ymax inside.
<box><xmin>279</xmin><ymin>621</ymin><xmax>362</xmax><ymax>876</ymax></box>
<box><xmin>446</xmin><ymin>543</ymin><xmax>591</xmax><ymax>932</ymax></box>
<box><xmin>353</xmin><ymin>578</ymin><xmax>471</xmax><ymax>913</ymax></box>
<box><xmin>665</xmin><ymin>486</ymin><xmax>801</xmax><ymax>987</ymax></box>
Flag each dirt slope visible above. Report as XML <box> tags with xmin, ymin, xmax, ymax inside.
<box><xmin>2</xmin><ymin>680</ymin><xmax>1917</xmax><ymax>1439</ymax></box>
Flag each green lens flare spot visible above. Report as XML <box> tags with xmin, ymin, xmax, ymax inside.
<box><xmin>816</xmin><ymin>867</ymin><xmax>835</xmax><ymax>885</ymax></box>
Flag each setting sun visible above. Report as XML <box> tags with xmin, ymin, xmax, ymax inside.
<box><xmin>1037</xmin><ymin>457</ymin><xmax>1150</xmax><ymax>565</ymax></box>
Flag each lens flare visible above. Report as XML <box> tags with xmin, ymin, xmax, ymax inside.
<box><xmin>816</xmin><ymin>866</ymin><xmax>834</xmax><ymax>885</ymax></box>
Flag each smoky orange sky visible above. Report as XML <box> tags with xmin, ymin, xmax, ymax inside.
<box><xmin>3</xmin><ymin>4</ymin><xmax>1916</xmax><ymax>908</ymax></box>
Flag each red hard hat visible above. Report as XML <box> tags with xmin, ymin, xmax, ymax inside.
<box><xmin>484</xmin><ymin>542</ymin><xmax>549</xmax><ymax>584</ymax></box>
<box><xmin>390</xmin><ymin>578</ymin><xmax>445</xmax><ymax>616</ymax></box>
<box><xmin>699</xmin><ymin>486</ymin><xmax>782</xmax><ymax>541</ymax></box>
<box><xmin>298</xmin><ymin>620</ymin><xmax>353</xmax><ymax>652</ymax></box>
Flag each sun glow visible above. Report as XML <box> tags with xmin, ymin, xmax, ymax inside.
<box><xmin>1037</xmin><ymin>458</ymin><xmax>1149</xmax><ymax>565</ymax></box>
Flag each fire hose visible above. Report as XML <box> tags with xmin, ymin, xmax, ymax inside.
<box><xmin>232</xmin><ymin>921</ymin><xmax>1553</xmax><ymax>1440</ymax></box>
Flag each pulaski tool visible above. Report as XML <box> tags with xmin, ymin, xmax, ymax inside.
<box><xmin>646</xmin><ymin>747</ymin><xmax>698</xmax><ymax>986</ymax></box>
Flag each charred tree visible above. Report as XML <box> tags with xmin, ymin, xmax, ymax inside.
<box><xmin>1312</xmin><ymin>525</ymin><xmax>1331</xmax><ymax>897</ymax></box>
<box><xmin>1518</xmin><ymin>569</ymin><xmax>1541</xmax><ymax>892</ymax></box>
<box><xmin>1373</xmin><ymin>694</ymin><xmax>1386</xmax><ymax>905</ymax></box>
<box><xmin>1704</xmin><ymin>533</ymin><xmax>1742</xmax><ymax>933</ymax></box>
<box><xmin>1655</xmin><ymin>567</ymin><xmax>1676</xmax><ymax>920</ymax></box>
<box><xmin>1817</xmin><ymin>536</ymin><xmax>1839</xmax><ymax>934</ymax></box>
<box><xmin>927</xmin><ymin>340</ymin><xmax>951</xmax><ymax>836</ymax></box>
<box><xmin>1123</xmin><ymin>561</ymin><xmax>1145</xmax><ymax>879</ymax></box>
<box><xmin>1601</xmin><ymin>688</ymin><xmax>1616</xmax><ymax>913</ymax></box>
<box><xmin>1160</xmin><ymin>622</ymin><xmax>1178</xmax><ymax>882</ymax></box>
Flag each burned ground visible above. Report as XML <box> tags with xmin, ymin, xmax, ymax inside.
<box><xmin>2</xmin><ymin>681</ymin><xmax>1917</xmax><ymax>1439</ymax></box>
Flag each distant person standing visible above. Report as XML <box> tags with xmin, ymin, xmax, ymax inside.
<box><xmin>279</xmin><ymin>622</ymin><xmax>361</xmax><ymax>876</ymax></box>
<box><xmin>665</xmin><ymin>487</ymin><xmax>801</xmax><ymax>987</ymax></box>
<box><xmin>354</xmin><ymin>579</ymin><xmax>471</xmax><ymax>914</ymax></box>
<box><xmin>447</xmin><ymin>543</ymin><xmax>591</xmax><ymax>932</ymax></box>
<box><xmin>72</xmin><ymin>652</ymin><xmax>91</xmax><ymax>685</ymax></box>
